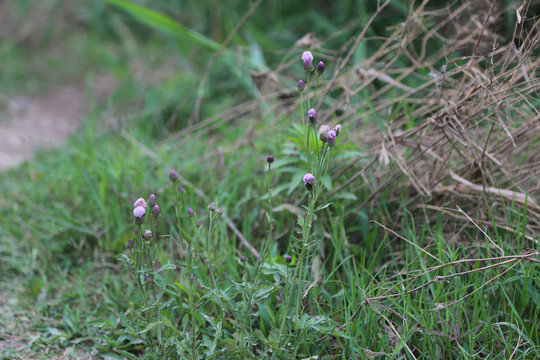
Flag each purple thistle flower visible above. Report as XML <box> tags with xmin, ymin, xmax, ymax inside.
<box><xmin>151</xmin><ymin>205</ymin><xmax>161</xmax><ymax>217</ymax></box>
<box><xmin>145</xmin><ymin>275</ymin><xmax>152</xmax><ymax>283</ymax></box>
<box><xmin>196</xmin><ymin>221</ymin><xmax>202</xmax><ymax>227</ymax></box>
<box><xmin>208</xmin><ymin>202</ymin><xmax>217</xmax><ymax>211</ymax></box>
<box><xmin>285</xmin><ymin>255</ymin><xmax>292</xmax><ymax>264</ymax></box>
<box><xmin>133</xmin><ymin>206</ymin><xmax>146</xmax><ymax>224</ymax></box>
<box><xmin>297</xmin><ymin>80</ymin><xmax>305</xmax><ymax>92</ymax></box>
<box><xmin>187</xmin><ymin>208</ymin><xmax>195</xmax><ymax>217</ymax></box>
<box><xmin>307</xmin><ymin>109</ymin><xmax>317</xmax><ymax>126</ymax></box>
<box><xmin>133</xmin><ymin>198</ymin><xmax>147</xmax><ymax>208</ymax></box>
<box><xmin>318</xmin><ymin>125</ymin><xmax>330</xmax><ymax>142</ymax></box>
<box><xmin>316</xmin><ymin>61</ymin><xmax>325</xmax><ymax>76</ymax></box>
<box><xmin>128</xmin><ymin>239</ymin><xmax>135</xmax><ymax>245</ymax></box>
<box><xmin>266</xmin><ymin>155</ymin><xmax>274</xmax><ymax>164</ymax></box>
<box><xmin>327</xmin><ymin>130</ymin><xmax>337</xmax><ymax>147</ymax></box>
<box><xmin>240</xmin><ymin>256</ymin><xmax>247</xmax><ymax>263</ymax></box>
<box><xmin>333</xmin><ymin>124</ymin><xmax>342</xmax><ymax>136</ymax></box>
<box><xmin>133</xmin><ymin>206</ymin><xmax>146</xmax><ymax>218</ymax></box>
<box><xmin>147</xmin><ymin>194</ymin><xmax>156</xmax><ymax>207</ymax></box>
<box><xmin>178</xmin><ymin>186</ymin><xmax>185</xmax><ymax>193</ymax></box>
<box><xmin>169</xmin><ymin>170</ymin><xmax>180</xmax><ymax>183</ymax></box>
<box><xmin>303</xmin><ymin>173</ymin><xmax>316</xmax><ymax>191</ymax></box>
<box><xmin>302</xmin><ymin>51</ymin><xmax>314</xmax><ymax>72</ymax></box>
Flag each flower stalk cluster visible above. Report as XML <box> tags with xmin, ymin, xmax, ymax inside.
<box><xmin>276</xmin><ymin>51</ymin><xmax>343</xmax><ymax>353</ymax></box>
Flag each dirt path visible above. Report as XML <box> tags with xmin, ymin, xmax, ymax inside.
<box><xmin>0</xmin><ymin>76</ymin><xmax>116</xmax><ymax>172</ymax></box>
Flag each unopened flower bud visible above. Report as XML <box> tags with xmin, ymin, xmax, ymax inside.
<box><xmin>196</xmin><ymin>221</ymin><xmax>202</xmax><ymax>227</ymax></box>
<box><xmin>208</xmin><ymin>202</ymin><xmax>217</xmax><ymax>211</ymax></box>
<box><xmin>147</xmin><ymin>194</ymin><xmax>156</xmax><ymax>207</ymax></box>
<box><xmin>145</xmin><ymin>275</ymin><xmax>152</xmax><ymax>283</ymax></box>
<box><xmin>285</xmin><ymin>255</ymin><xmax>292</xmax><ymax>264</ymax></box>
<box><xmin>169</xmin><ymin>170</ymin><xmax>179</xmax><ymax>183</ymax></box>
<box><xmin>266</xmin><ymin>155</ymin><xmax>274</xmax><ymax>164</ymax></box>
<box><xmin>216</xmin><ymin>208</ymin><xmax>223</xmax><ymax>216</ymax></box>
<box><xmin>151</xmin><ymin>205</ymin><xmax>161</xmax><ymax>217</ymax></box>
<box><xmin>187</xmin><ymin>208</ymin><xmax>195</xmax><ymax>217</ymax></box>
<box><xmin>178</xmin><ymin>186</ymin><xmax>185</xmax><ymax>193</ymax></box>
<box><xmin>128</xmin><ymin>239</ymin><xmax>135</xmax><ymax>245</ymax></box>
<box><xmin>316</xmin><ymin>61</ymin><xmax>325</xmax><ymax>76</ymax></box>
<box><xmin>189</xmin><ymin>275</ymin><xmax>195</xmax><ymax>284</ymax></box>
<box><xmin>240</xmin><ymin>256</ymin><xmax>247</xmax><ymax>263</ymax></box>
<box><xmin>297</xmin><ymin>80</ymin><xmax>305</xmax><ymax>92</ymax></box>
<box><xmin>126</xmin><ymin>243</ymin><xmax>133</xmax><ymax>249</ymax></box>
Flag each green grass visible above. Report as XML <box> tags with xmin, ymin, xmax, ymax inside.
<box><xmin>1</xmin><ymin>0</ymin><xmax>540</xmax><ymax>358</ymax></box>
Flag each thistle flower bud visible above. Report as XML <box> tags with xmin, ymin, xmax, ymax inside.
<box><xmin>133</xmin><ymin>206</ymin><xmax>146</xmax><ymax>224</ymax></box>
<box><xmin>216</xmin><ymin>208</ymin><xmax>223</xmax><ymax>216</ymax></box>
<box><xmin>318</xmin><ymin>125</ymin><xmax>330</xmax><ymax>142</ymax></box>
<box><xmin>285</xmin><ymin>255</ymin><xmax>292</xmax><ymax>264</ymax></box>
<box><xmin>126</xmin><ymin>243</ymin><xmax>133</xmax><ymax>249</ymax></box>
<box><xmin>134</xmin><ymin>227</ymin><xmax>138</xmax><ymax>233</ymax></box>
<box><xmin>208</xmin><ymin>202</ymin><xmax>217</xmax><ymax>211</ymax></box>
<box><xmin>297</xmin><ymin>80</ymin><xmax>305</xmax><ymax>92</ymax></box>
<box><xmin>316</xmin><ymin>61</ymin><xmax>325</xmax><ymax>76</ymax></box>
<box><xmin>189</xmin><ymin>275</ymin><xmax>195</xmax><ymax>284</ymax></box>
<box><xmin>266</xmin><ymin>155</ymin><xmax>274</xmax><ymax>164</ymax></box>
<box><xmin>128</xmin><ymin>239</ymin><xmax>135</xmax><ymax>245</ymax></box>
<box><xmin>240</xmin><ymin>256</ymin><xmax>247</xmax><ymax>263</ymax></box>
<box><xmin>302</xmin><ymin>51</ymin><xmax>314</xmax><ymax>72</ymax></box>
<box><xmin>151</xmin><ymin>205</ymin><xmax>161</xmax><ymax>217</ymax></box>
<box><xmin>169</xmin><ymin>170</ymin><xmax>179</xmax><ymax>183</ymax></box>
<box><xmin>196</xmin><ymin>221</ymin><xmax>202</xmax><ymax>227</ymax></box>
<box><xmin>145</xmin><ymin>275</ymin><xmax>152</xmax><ymax>283</ymax></box>
<box><xmin>187</xmin><ymin>207</ymin><xmax>195</xmax><ymax>217</ymax></box>
<box><xmin>307</xmin><ymin>109</ymin><xmax>317</xmax><ymax>126</ymax></box>
<box><xmin>178</xmin><ymin>186</ymin><xmax>185</xmax><ymax>193</ymax></box>
<box><xmin>147</xmin><ymin>194</ymin><xmax>156</xmax><ymax>207</ymax></box>
<box><xmin>327</xmin><ymin>130</ymin><xmax>337</xmax><ymax>148</ymax></box>
<box><xmin>143</xmin><ymin>229</ymin><xmax>152</xmax><ymax>240</ymax></box>
<box><xmin>333</xmin><ymin>124</ymin><xmax>342</xmax><ymax>136</ymax></box>
<box><xmin>133</xmin><ymin>198</ymin><xmax>147</xmax><ymax>208</ymax></box>
<box><xmin>303</xmin><ymin>173</ymin><xmax>316</xmax><ymax>191</ymax></box>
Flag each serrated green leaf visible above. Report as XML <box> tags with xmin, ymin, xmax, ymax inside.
<box><xmin>156</xmin><ymin>263</ymin><xmax>176</xmax><ymax>273</ymax></box>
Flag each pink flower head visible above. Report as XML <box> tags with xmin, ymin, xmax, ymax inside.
<box><xmin>303</xmin><ymin>173</ymin><xmax>316</xmax><ymax>191</ymax></box>
<box><xmin>133</xmin><ymin>206</ymin><xmax>146</xmax><ymax>218</ymax></box>
<box><xmin>302</xmin><ymin>51</ymin><xmax>314</xmax><ymax>72</ymax></box>
<box><xmin>333</xmin><ymin>124</ymin><xmax>342</xmax><ymax>136</ymax></box>
<box><xmin>307</xmin><ymin>109</ymin><xmax>317</xmax><ymax>125</ymax></box>
<box><xmin>133</xmin><ymin>198</ymin><xmax>147</xmax><ymax>208</ymax></box>
<box><xmin>318</xmin><ymin>125</ymin><xmax>330</xmax><ymax>142</ymax></box>
<box><xmin>327</xmin><ymin>130</ymin><xmax>337</xmax><ymax>147</ymax></box>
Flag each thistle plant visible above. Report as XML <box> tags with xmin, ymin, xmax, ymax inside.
<box><xmin>117</xmin><ymin>193</ymin><xmax>176</xmax><ymax>359</ymax></box>
<box><xmin>275</xmin><ymin>51</ymin><xmax>342</xmax><ymax>356</ymax></box>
